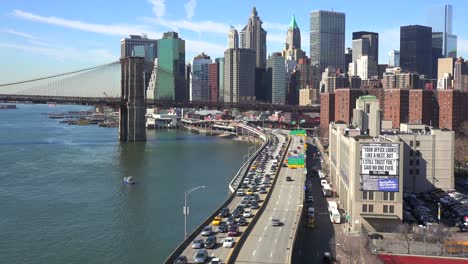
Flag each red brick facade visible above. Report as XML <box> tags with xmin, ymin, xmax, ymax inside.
<box><xmin>383</xmin><ymin>89</ymin><xmax>409</xmax><ymax>129</ymax></box>
<box><xmin>334</xmin><ymin>89</ymin><xmax>365</xmax><ymax>124</ymax></box>
<box><xmin>208</xmin><ymin>62</ymin><xmax>219</xmax><ymax>103</ymax></box>
<box><xmin>409</xmin><ymin>89</ymin><xmax>435</xmax><ymax>125</ymax></box>
<box><xmin>320</xmin><ymin>93</ymin><xmax>335</xmax><ymax>138</ymax></box>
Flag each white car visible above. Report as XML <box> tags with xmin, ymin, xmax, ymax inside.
<box><xmin>223</xmin><ymin>237</ymin><xmax>235</xmax><ymax>248</ymax></box>
<box><xmin>210</xmin><ymin>258</ymin><xmax>221</xmax><ymax>264</ymax></box>
<box><xmin>243</xmin><ymin>209</ymin><xmax>252</xmax><ymax>218</ymax></box>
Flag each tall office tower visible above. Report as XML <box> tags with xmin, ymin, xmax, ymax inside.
<box><xmin>454</xmin><ymin>58</ymin><xmax>468</xmax><ymax>92</ymax></box>
<box><xmin>352</xmin><ymin>31</ymin><xmax>378</xmax><ymax>80</ymax></box>
<box><xmin>310</xmin><ymin>10</ymin><xmax>345</xmax><ymax>75</ymax></box>
<box><xmin>388</xmin><ymin>50</ymin><xmax>400</xmax><ymax>67</ymax></box>
<box><xmin>345</xmin><ymin>48</ymin><xmax>352</xmax><ymax>73</ymax></box>
<box><xmin>240</xmin><ymin>7</ymin><xmax>267</xmax><ymax>68</ymax></box>
<box><xmin>429</xmin><ymin>4</ymin><xmax>457</xmax><ymax>58</ymax></box>
<box><xmin>400</xmin><ymin>25</ymin><xmax>433</xmax><ymax>78</ymax></box>
<box><xmin>156</xmin><ymin>32</ymin><xmax>186</xmax><ymax>101</ymax></box>
<box><xmin>185</xmin><ymin>63</ymin><xmax>191</xmax><ymax>102</ymax></box>
<box><xmin>267</xmin><ymin>52</ymin><xmax>287</xmax><ymax>105</ymax></box>
<box><xmin>208</xmin><ymin>62</ymin><xmax>219</xmax><ymax>103</ymax></box>
<box><xmin>228</xmin><ymin>26</ymin><xmax>239</xmax><ymax>49</ymax></box>
<box><xmin>224</xmin><ymin>48</ymin><xmax>256</xmax><ymax>103</ymax></box>
<box><xmin>286</xmin><ymin>15</ymin><xmax>301</xmax><ymax>50</ymax></box>
<box><xmin>356</xmin><ymin>55</ymin><xmax>377</xmax><ymax>81</ymax></box>
<box><xmin>120</xmin><ymin>34</ymin><xmax>158</xmax><ymax>62</ymax></box>
<box><xmin>191</xmin><ymin>53</ymin><xmax>212</xmax><ymax>102</ymax></box>
<box><xmin>216</xmin><ymin>58</ymin><xmax>225</xmax><ymax>102</ymax></box>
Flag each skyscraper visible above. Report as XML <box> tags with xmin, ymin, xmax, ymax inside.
<box><xmin>400</xmin><ymin>25</ymin><xmax>432</xmax><ymax>77</ymax></box>
<box><xmin>224</xmin><ymin>49</ymin><xmax>256</xmax><ymax>103</ymax></box>
<box><xmin>156</xmin><ymin>32</ymin><xmax>186</xmax><ymax>101</ymax></box>
<box><xmin>240</xmin><ymin>7</ymin><xmax>267</xmax><ymax>68</ymax></box>
<box><xmin>191</xmin><ymin>53</ymin><xmax>212</xmax><ymax>102</ymax></box>
<box><xmin>228</xmin><ymin>26</ymin><xmax>239</xmax><ymax>49</ymax></box>
<box><xmin>286</xmin><ymin>15</ymin><xmax>301</xmax><ymax>50</ymax></box>
<box><xmin>388</xmin><ymin>50</ymin><xmax>400</xmax><ymax>67</ymax></box>
<box><xmin>267</xmin><ymin>53</ymin><xmax>287</xmax><ymax>105</ymax></box>
<box><xmin>120</xmin><ymin>34</ymin><xmax>158</xmax><ymax>62</ymax></box>
<box><xmin>429</xmin><ymin>4</ymin><xmax>457</xmax><ymax>58</ymax></box>
<box><xmin>352</xmin><ymin>32</ymin><xmax>378</xmax><ymax>64</ymax></box>
<box><xmin>310</xmin><ymin>10</ymin><xmax>345</xmax><ymax>77</ymax></box>
<box><xmin>216</xmin><ymin>58</ymin><xmax>225</xmax><ymax>102</ymax></box>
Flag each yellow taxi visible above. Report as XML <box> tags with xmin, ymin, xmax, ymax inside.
<box><xmin>246</xmin><ymin>188</ymin><xmax>254</xmax><ymax>195</ymax></box>
<box><xmin>212</xmin><ymin>215</ymin><xmax>221</xmax><ymax>226</ymax></box>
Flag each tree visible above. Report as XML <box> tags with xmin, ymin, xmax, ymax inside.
<box><xmin>396</xmin><ymin>223</ymin><xmax>414</xmax><ymax>254</ymax></box>
<box><xmin>428</xmin><ymin>224</ymin><xmax>452</xmax><ymax>256</ymax></box>
<box><xmin>455</xmin><ymin>121</ymin><xmax>468</xmax><ymax>171</ymax></box>
<box><xmin>335</xmin><ymin>234</ymin><xmax>382</xmax><ymax>264</ymax></box>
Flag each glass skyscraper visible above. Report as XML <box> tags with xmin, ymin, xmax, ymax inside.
<box><xmin>400</xmin><ymin>25</ymin><xmax>433</xmax><ymax>77</ymax></box>
<box><xmin>429</xmin><ymin>4</ymin><xmax>457</xmax><ymax>58</ymax></box>
<box><xmin>309</xmin><ymin>10</ymin><xmax>345</xmax><ymax>75</ymax></box>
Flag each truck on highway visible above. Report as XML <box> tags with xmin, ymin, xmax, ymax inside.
<box><xmin>322</xmin><ymin>184</ymin><xmax>332</xmax><ymax>197</ymax></box>
<box><xmin>328</xmin><ymin>201</ymin><xmax>341</xmax><ymax>224</ymax></box>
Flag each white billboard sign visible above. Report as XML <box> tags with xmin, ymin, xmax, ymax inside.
<box><xmin>361</xmin><ymin>143</ymin><xmax>399</xmax><ymax>176</ymax></box>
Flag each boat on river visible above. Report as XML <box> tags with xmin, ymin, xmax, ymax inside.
<box><xmin>123</xmin><ymin>176</ymin><xmax>135</xmax><ymax>184</ymax></box>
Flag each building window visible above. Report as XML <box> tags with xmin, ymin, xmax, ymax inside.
<box><xmin>369</xmin><ymin>204</ymin><xmax>374</xmax><ymax>213</ymax></box>
<box><xmin>416</xmin><ymin>141</ymin><xmax>420</xmax><ymax>147</ymax></box>
<box><xmin>383</xmin><ymin>205</ymin><xmax>388</xmax><ymax>213</ymax></box>
<box><xmin>416</xmin><ymin>150</ymin><xmax>420</xmax><ymax>156</ymax></box>
<box><xmin>363</xmin><ymin>191</ymin><xmax>374</xmax><ymax>200</ymax></box>
<box><xmin>409</xmin><ymin>160</ymin><xmax>413</xmax><ymax>165</ymax></box>
<box><xmin>410</xmin><ymin>150</ymin><xmax>414</xmax><ymax>156</ymax></box>
<box><xmin>410</xmin><ymin>141</ymin><xmax>413</xmax><ymax>147</ymax></box>
<box><xmin>362</xmin><ymin>204</ymin><xmax>368</xmax><ymax>212</ymax></box>
<box><xmin>409</xmin><ymin>169</ymin><xmax>413</xmax><ymax>175</ymax></box>
<box><xmin>384</xmin><ymin>192</ymin><xmax>396</xmax><ymax>201</ymax></box>
<box><xmin>369</xmin><ymin>191</ymin><xmax>374</xmax><ymax>200</ymax></box>
<box><xmin>362</xmin><ymin>191</ymin><xmax>367</xmax><ymax>200</ymax></box>
<box><xmin>390</xmin><ymin>205</ymin><xmax>395</xmax><ymax>214</ymax></box>
<box><xmin>416</xmin><ymin>169</ymin><xmax>420</xmax><ymax>175</ymax></box>
<box><xmin>416</xmin><ymin>159</ymin><xmax>420</xmax><ymax>165</ymax></box>
<box><xmin>390</xmin><ymin>192</ymin><xmax>395</xmax><ymax>201</ymax></box>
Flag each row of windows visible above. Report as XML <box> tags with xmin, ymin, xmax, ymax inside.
<box><xmin>362</xmin><ymin>204</ymin><xmax>395</xmax><ymax>214</ymax></box>
<box><xmin>362</xmin><ymin>191</ymin><xmax>396</xmax><ymax>201</ymax></box>
<box><xmin>409</xmin><ymin>140</ymin><xmax>420</xmax><ymax>147</ymax></box>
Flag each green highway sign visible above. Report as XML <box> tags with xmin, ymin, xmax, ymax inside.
<box><xmin>290</xmin><ymin>129</ymin><xmax>306</xmax><ymax>136</ymax></box>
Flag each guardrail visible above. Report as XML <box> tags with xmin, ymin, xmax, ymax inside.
<box><xmin>288</xmin><ymin>140</ymin><xmax>308</xmax><ymax>264</ymax></box>
<box><xmin>163</xmin><ymin>126</ymin><xmax>269</xmax><ymax>264</ymax></box>
<box><xmin>228</xmin><ymin>125</ymin><xmax>269</xmax><ymax>194</ymax></box>
<box><xmin>227</xmin><ymin>134</ymin><xmax>292</xmax><ymax>264</ymax></box>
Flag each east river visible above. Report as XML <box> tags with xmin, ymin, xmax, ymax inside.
<box><xmin>0</xmin><ymin>104</ymin><xmax>253</xmax><ymax>264</ymax></box>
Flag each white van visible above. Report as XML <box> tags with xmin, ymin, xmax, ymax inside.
<box><xmin>320</xmin><ymin>179</ymin><xmax>328</xmax><ymax>187</ymax></box>
<box><xmin>236</xmin><ymin>189</ymin><xmax>244</xmax><ymax>196</ymax></box>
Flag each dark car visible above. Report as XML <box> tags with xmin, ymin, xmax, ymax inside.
<box><xmin>226</xmin><ymin>217</ymin><xmax>236</xmax><ymax>225</ymax></box>
<box><xmin>220</xmin><ymin>207</ymin><xmax>230</xmax><ymax>217</ymax></box>
<box><xmin>369</xmin><ymin>233</ymin><xmax>384</xmax><ymax>240</ymax></box>
<box><xmin>204</xmin><ymin>235</ymin><xmax>217</xmax><ymax>249</ymax></box>
<box><xmin>217</xmin><ymin>223</ymin><xmax>228</xmax><ymax>233</ymax></box>
<box><xmin>238</xmin><ymin>217</ymin><xmax>248</xmax><ymax>226</ymax></box>
<box><xmin>232</xmin><ymin>209</ymin><xmax>241</xmax><ymax>218</ymax></box>
<box><xmin>173</xmin><ymin>255</ymin><xmax>188</xmax><ymax>264</ymax></box>
<box><xmin>228</xmin><ymin>226</ymin><xmax>238</xmax><ymax>237</ymax></box>
<box><xmin>286</xmin><ymin>176</ymin><xmax>292</xmax><ymax>181</ymax></box>
<box><xmin>251</xmin><ymin>201</ymin><xmax>260</xmax><ymax>209</ymax></box>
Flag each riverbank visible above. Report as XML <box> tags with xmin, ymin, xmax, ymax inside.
<box><xmin>181</xmin><ymin>124</ymin><xmax>264</xmax><ymax>144</ymax></box>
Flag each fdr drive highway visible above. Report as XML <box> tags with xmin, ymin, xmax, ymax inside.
<box><xmin>166</xmin><ymin>130</ymin><xmax>308</xmax><ymax>264</ymax></box>
<box><xmin>168</xmin><ymin>129</ymin><xmax>288</xmax><ymax>264</ymax></box>
<box><xmin>234</xmin><ymin>134</ymin><xmax>306</xmax><ymax>264</ymax></box>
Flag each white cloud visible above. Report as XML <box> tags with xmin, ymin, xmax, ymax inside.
<box><xmin>263</xmin><ymin>21</ymin><xmax>287</xmax><ymax>32</ymax></box>
<box><xmin>148</xmin><ymin>0</ymin><xmax>165</xmax><ymax>18</ymax></box>
<box><xmin>184</xmin><ymin>0</ymin><xmax>197</xmax><ymax>19</ymax></box>
<box><xmin>12</xmin><ymin>9</ymin><xmax>161</xmax><ymax>38</ymax></box>
<box><xmin>267</xmin><ymin>33</ymin><xmax>285</xmax><ymax>44</ymax></box>
<box><xmin>5</xmin><ymin>29</ymin><xmax>35</xmax><ymax>39</ymax></box>
<box><xmin>144</xmin><ymin>17</ymin><xmax>229</xmax><ymax>34</ymax></box>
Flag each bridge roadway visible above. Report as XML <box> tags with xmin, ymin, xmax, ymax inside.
<box><xmin>0</xmin><ymin>94</ymin><xmax>320</xmax><ymax>112</ymax></box>
<box><xmin>235</xmin><ymin>134</ymin><xmax>305</xmax><ymax>264</ymax></box>
<box><xmin>178</xmin><ymin>132</ymin><xmax>286</xmax><ymax>263</ymax></box>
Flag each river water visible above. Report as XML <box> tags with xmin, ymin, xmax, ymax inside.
<box><xmin>0</xmin><ymin>104</ymin><xmax>253</xmax><ymax>264</ymax></box>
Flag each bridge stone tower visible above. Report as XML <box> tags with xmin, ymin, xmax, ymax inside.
<box><xmin>120</xmin><ymin>57</ymin><xmax>146</xmax><ymax>141</ymax></box>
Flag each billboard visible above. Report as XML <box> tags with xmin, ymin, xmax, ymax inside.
<box><xmin>360</xmin><ymin>143</ymin><xmax>399</xmax><ymax>192</ymax></box>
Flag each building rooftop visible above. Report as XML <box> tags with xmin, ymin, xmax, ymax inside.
<box><xmin>288</xmin><ymin>15</ymin><xmax>299</xmax><ymax>29</ymax></box>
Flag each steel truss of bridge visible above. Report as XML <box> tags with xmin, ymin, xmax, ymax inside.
<box><xmin>0</xmin><ymin>94</ymin><xmax>320</xmax><ymax>112</ymax></box>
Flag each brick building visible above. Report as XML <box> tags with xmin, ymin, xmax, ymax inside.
<box><xmin>438</xmin><ymin>90</ymin><xmax>468</xmax><ymax>131</ymax></box>
<box><xmin>320</xmin><ymin>92</ymin><xmax>335</xmax><ymax>138</ymax></box>
<box><xmin>208</xmin><ymin>62</ymin><xmax>219</xmax><ymax>103</ymax></box>
<box><xmin>334</xmin><ymin>89</ymin><xmax>365</xmax><ymax>124</ymax></box>
<box><xmin>409</xmin><ymin>89</ymin><xmax>436</xmax><ymax>125</ymax></box>
<box><xmin>383</xmin><ymin>89</ymin><xmax>409</xmax><ymax>129</ymax></box>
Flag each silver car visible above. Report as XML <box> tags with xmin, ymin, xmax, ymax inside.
<box><xmin>192</xmin><ymin>238</ymin><xmax>204</xmax><ymax>249</ymax></box>
<box><xmin>194</xmin><ymin>249</ymin><xmax>208</xmax><ymax>264</ymax></box>
<box><xmin>201</xmin><ymin>226</ymin><xmax>212</xmax><ymax>236</ymax></box>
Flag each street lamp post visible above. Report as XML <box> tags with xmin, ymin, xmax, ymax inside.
<box><xmin>183</xmin><ymin>185</ymin><xmax>206</xmax><ymax>239</ymax></box>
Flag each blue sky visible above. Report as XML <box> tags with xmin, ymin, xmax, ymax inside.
<box><xmin>0</xmin><ymin>0</ymin><xmax>467</xmax><ymax>83</ymax></box>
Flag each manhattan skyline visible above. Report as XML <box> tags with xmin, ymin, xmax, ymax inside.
<box><xmin>1</xmin><ymin>0</ymin><xmax>468</xmax><ymax>82</ymax></box>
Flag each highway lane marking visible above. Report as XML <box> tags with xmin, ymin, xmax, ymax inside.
<box><xmin>259</xmin><ymin>237</ymin><xmax>262</xmax><ymax>242</ymax></box>
<box><xmin>253</xmin><ymin>250</ymin><xmax>256</xmax><ymax>256</ymax></box>
<box><xmin>264</xmin><ymin>226</ymin><xmax>268</xmax><ymax>230</ymax></box>
<box><xmin>270</xmin><ymin>252</ymin><xmax>273</xmax><ymax>257</ymax></box>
